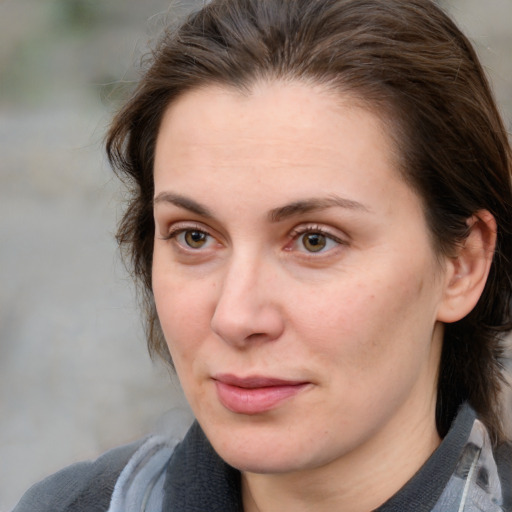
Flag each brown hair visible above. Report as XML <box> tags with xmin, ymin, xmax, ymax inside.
<box><xmin>106</xmin><ymin>0</ymin><xmax>512</xmax><ymax>443</ymax></box>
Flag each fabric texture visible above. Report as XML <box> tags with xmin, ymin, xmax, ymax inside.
<box><xmin>12</xmin><ymin>403</ymin><xmax>512</xmax><ymax>512</ymax></box>
<box><xmin>107</xmin><ymin>436</ymin><xmax>180</xmax><ymax>512</ymax></box>
<box><xmin>11</xmin><ymin>439</ymin><xmax>142</xmax><ymax>512</ymax></box>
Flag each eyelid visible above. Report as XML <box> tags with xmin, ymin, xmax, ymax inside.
<box><xmin>286</xmin><ymin>223</ymin><xmax>349</xmax><ymax>255</ymax></box>
<box><xmin>160</xmin><ymin>221</ymin><xmax>210</xmax><ymax>241</ymax></box>
<box><xmin>158</xmin><ymin>221</ymin><xmax>347</xmax><ymax>255</ymax></box>
<box><xmin>289</xmin><ymin>223</ymin><xmax>347</xmax><ymax>243</ymax></box>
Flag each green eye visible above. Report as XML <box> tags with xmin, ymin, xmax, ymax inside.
<box><xmin>302</xmin><ymin>233</ymin><xmax>327</xmax><ymax>252</ymax></box>
<box><xmin>184</xmin><ymin>230</ymin><xmax>208</xmax><ymax>248</ymax></box>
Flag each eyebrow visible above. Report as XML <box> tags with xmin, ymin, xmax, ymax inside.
<box><xmin>153</xmin><ymin>192</ymin><xmax>214</xmax><ymax>218</ymax></box>
<box><xmin>153</xmin><ymin>191</ymin><xmax>369</xmax><ymax>221</ymax></box>
<box><xmin>269</xmin><ymin>195</ymin><xmax>370</xmax><ymax>222</ymax></box>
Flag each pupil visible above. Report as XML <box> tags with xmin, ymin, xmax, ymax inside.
<box><xmin>303</xmin><ymin>233</ymin><xmax>326</xmax><ymax>252</ymax></box>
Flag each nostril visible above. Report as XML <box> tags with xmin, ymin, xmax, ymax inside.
<box><xmin>246</xmin><ymin>332</ymin><xmax>268</xmax><ymax>341</ymax></box>
<box><xmin>211</xmin><ymin>303</ymin><xmax>285</xmax><ymax>347</ymax></box>
<box><xmin>210</xmin><ymin>266</ymin><xmax>285</xmax><ymax>346</ymax></box>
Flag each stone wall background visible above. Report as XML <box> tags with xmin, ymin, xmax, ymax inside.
<box><xmin>1</xmin><ymin>1</ymin><xmax>511</xmax><ymax>510</ymax></box>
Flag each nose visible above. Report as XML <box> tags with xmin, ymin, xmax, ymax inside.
<box><xmin>210</xmin><ymin>254</ymin><xmax>285</xmax><ymax>348</ymax></box>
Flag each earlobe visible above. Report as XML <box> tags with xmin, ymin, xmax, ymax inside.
<box><xmin>437</xmin><ymin>210</ymin><xmax>497</xmax><ymax>323</ymax></box>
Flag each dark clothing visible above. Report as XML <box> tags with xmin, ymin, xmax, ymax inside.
<box><xmin>13</xmin><ymin>404</ymin><xmax>512</xmax><ymax>511</ymax></box>
<box><xmin>12</xmin><ymin>440</ymin><xmax>141</xmax><ymax>512</ymax></box>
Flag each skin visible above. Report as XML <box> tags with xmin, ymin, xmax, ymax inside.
<box><xmin>151</xmin><ymin>81</ymin><xmax>479</xmax><ymax>511</ymax></box>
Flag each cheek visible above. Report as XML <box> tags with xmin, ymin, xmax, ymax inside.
<box><xmin>290</xmin><ymin>266</ymin><xmax>438</xmax><ymax>376</ymax></box>
<box><xmin>153</xmin><ymin>271</ymin><xmax>221</xmax><ymax>416</ymax></box>
<box><xmin>152</xmin><ymin>267</ymin><xmax>214</xmax><ymax>359</ymax></box>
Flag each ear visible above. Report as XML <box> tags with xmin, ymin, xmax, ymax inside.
<box><xmin>437</xmin><ymin>210</ymin><xmax>497</xmax><ymax>323</ymax></box>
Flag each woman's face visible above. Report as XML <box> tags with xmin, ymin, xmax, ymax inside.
<box><xmin>152</xmin><ymin>82</ymin><xmax>450</xmax><ymax>474</ymax></box>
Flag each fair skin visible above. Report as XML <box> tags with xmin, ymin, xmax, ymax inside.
<box><xmin>152</xmin><ymin>82</ymin><xmax>495</xmax><ymax>511</ymax></box>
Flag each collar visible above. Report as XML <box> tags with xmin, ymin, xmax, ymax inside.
<box><xmin>162</xmin><ymin>404</ymin><xmax>505</xmax><ymax>511</ymax></box>
<box><xmin>163</xmin><ymin>421</ymin><xmax>243</xmax><ymax>511</ymax></box>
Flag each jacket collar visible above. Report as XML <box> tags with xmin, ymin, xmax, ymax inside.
<box><xmin>163</xmin><ymin>421</ymin><xmax>243</xmax><ymax>511</ymax></box>
<box><xmin>162</xmin><ymin>404</ymin><xmax>507</xmax><ymax>511</ymax></box>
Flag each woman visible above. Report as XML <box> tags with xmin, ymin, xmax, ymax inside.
<box><xmin>14</xmin><ymin>0</ymin><xmax>512</xmax><ymax>510</ymax></box>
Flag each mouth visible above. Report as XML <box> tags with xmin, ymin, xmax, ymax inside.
<box><xmin>212</xmin><ymin>374</ymin><xmax>310</xmax><ymax>415</ymax></box>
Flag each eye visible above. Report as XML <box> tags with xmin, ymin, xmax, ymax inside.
<box><xmin>288</xmin><ymin>225</ymin><xmax>346</xmax><ymax>254</ymax></box>
<box><xmin>173</xmin><ymin>229</ymin><xmax>215</xmax><ymax>250</ymax></box>
<box><xmin>301</xmin><ymin>232</ymin><xmax>328</xmax><ymax>252</ymax></box>
<box><xmin>161</xmin><ymin>224</ymin><xmax>218</xmax><ymax>251</ymax></box>
<box><xmin>181</xmin><ymin>229</ymin><xmax>209</xmax><ymax>249</ymax></box>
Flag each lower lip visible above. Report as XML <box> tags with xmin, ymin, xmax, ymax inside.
<box><xmin>214</xmin><ymin>381</ymin><xmax>308</xmax><ymax>415</ymax></box>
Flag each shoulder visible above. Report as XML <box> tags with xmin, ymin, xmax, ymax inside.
<box><xmin>495</xmin><ymin>441</ymin><xmax>512</xmax><ymax>512</ymax></box>
<box><xmin>12</xmin><ymin>439</ymin><xmax>144</xmax><ymax>512</ymax></box>
<box><xmin>12</xmin><ymin>408</ymin><xmax>195</xmax><ymax>512</ymax></box>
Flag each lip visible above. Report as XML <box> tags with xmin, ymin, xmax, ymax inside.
<box><xmin>213</xmin><ymin>374</ymin><xmax>310</xmax><ymax>415</ymax></box>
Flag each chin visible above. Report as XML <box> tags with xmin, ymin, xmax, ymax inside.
<box><xmin>221</xmin><ymin>447</ymin><xmax>309</xmax><ymax>475</ymax></box>
<box><xmin>202</xmin><ymin>419</ymin><xmax>327</xmax><ymax>475</ymax></box>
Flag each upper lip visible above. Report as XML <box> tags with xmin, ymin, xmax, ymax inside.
<box><xmin>213</xmin><ymin>374</ymin><xmax>308</xmax><ymax>388</ymax></box>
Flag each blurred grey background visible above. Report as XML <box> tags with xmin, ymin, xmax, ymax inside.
<box><xmin>0</xmin><ymin>0</ymin><xmax>511</xmax><ymax>510</ymax></box>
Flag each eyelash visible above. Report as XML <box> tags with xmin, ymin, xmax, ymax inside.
<box><xmin>160</xmin><ymin>223</ymin><xmax>212</xmax><ymax>246</ymax></box>
<box><xmin>288</xmin><ymin>225</ymin><xmax>346</xmax><ymax>253</ymax></box>
<box><xmin>161</xmin><ymin>224</ymin><xmax>201</xmax><ymax>241</ymax></box>
<box><xmin>160</xmin><ymin>223</ymin><xmax>346</xmax><ymax>254</ymax></box>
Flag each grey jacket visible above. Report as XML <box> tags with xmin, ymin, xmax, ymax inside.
<box><xmin>13</xmin><ymin>404</ymin><xmax>512</xmax><ymax>512</ymax></box>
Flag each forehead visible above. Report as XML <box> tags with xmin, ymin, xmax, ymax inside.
<box><xmin>154</xmin><ymin>81</ymin><xmax>401</xmax><ymax>186</ymax></box>
<box><xmin>152</xmin><ymin>81</ymin><xmax>429</xmax><ymax>244</ymax></box>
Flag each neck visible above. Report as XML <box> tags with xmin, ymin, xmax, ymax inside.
<box><xmin>242</xmin><ymin>395</ymin><xmax>440</xmax><ymax>512</ymax></box>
